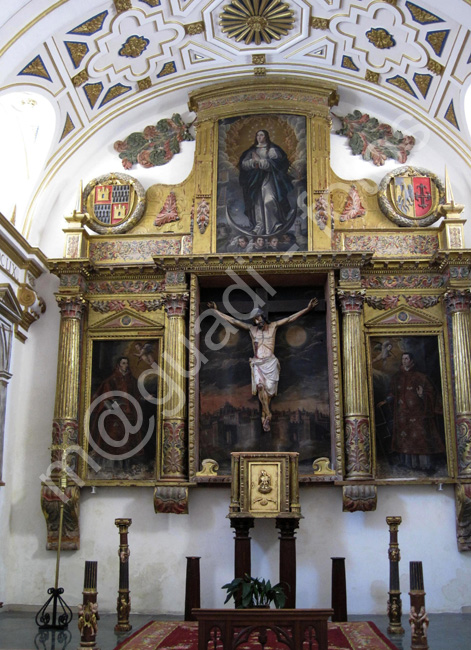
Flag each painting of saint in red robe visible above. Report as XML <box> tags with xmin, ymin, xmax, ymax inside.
<box><xmin>86</xmin><ymin>340</ymin><xmax>158</xmax><ymax>481</ymax></box>
<box><xmin>372</xmin><ymin>337</ymin><xmax>448</xmax><ymax>479</ymax></box>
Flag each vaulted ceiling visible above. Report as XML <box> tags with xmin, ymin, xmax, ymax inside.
<box><xmin>1</xmin><ymin>0</ymin><xmax>471</xmax><ymax>243</ymax></box>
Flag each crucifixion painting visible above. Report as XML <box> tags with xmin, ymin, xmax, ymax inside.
<box><xmin>208</xmin><ymin>299</ymin><xmax>318</xmax><ymax>431</ymax></box>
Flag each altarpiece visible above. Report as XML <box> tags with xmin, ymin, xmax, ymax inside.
<box><xmin>39</xmin><ymin>77</ymin><xmax>471</xmax><ymax>553</ymax></box>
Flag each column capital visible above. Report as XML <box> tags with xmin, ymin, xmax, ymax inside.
<box><xmin>55</xmin><ymin>293</ymin><xmax>86</xmax><ymax>319</ymax></box>
<box><xmin>163</xmin><ymin>292</ymin><xmax>189</xmax><ymax>317</ymax></box>
<box><xmin>337</xmin><ymin>289</ymin><xmax>366</xmax><ymax>314</ymax></box>
<box><xmin>444</xmin><ymin>289</ymin><xmax>471</xmax><ymax>313</ymax></box>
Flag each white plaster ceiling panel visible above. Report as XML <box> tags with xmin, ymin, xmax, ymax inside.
<box><xmin>87</xmin><ymin>11</ymin><xmax>183</xmax><ymax>79</ymax></box>
<box><xmin>169</xmin><ymin>0</ymin><xmax>203</xmax><ymax>17</ymax></box>
<box><xmin>331</xmin><ymin>5</ymin><xmax>426</xmax><ymax>72</ymax></box>
<box><xmin>284</xmin><ymin>36</ymin><xmax>336</xmax><ymax>67</ymax></box>
<box><xmin>180</xmin><ymin>40</ymin><xmax>233</xmax><ymax>71</ymax></box>
<box><xmin>12</xmin><ymin>42</ymin><xmax>67</xmax><ymax>98</ymax></box>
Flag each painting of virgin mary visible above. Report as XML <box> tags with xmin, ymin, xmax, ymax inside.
<box><xmin>217</xmin><ymin>114</ymin><xmax>307</xmax><ymax>252</ymax></box>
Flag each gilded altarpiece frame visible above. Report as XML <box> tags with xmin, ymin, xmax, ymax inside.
<box><xmin>185</xmin><ymin>265</ymin><xmax>344</xmax><ymax>484</ymax></box>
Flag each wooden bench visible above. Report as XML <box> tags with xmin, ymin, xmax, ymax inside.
<box><xmin>192</xmin><ymin>608</ymin><xmax>333</xmax><ymax>650</ymax></box>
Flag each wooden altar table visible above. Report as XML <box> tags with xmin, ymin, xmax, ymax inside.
<box><xmin>192</xmin><ymin>608</ymin><xmax>334</xmax><ymax>650</ymax></box>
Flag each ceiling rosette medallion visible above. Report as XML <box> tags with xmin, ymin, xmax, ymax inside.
<box><xmin>219</xmin><ymin>0</ymin><xmax>295</xmax><ymax>45</ymax></box>
<box><xmin>82</xmin><ymin>173</ymin><xmax>146</xmax><ymax>234</ymax></box>
<box><xmin>378</xmin><ymin>166</ymin><xmax>445</xmax><ymax>227</ymax></box>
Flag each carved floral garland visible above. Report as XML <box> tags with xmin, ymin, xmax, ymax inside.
<box><xmin>335</xmin><ymin>110</ymin><xmax>415</xmax><ymax>166</ymax></box>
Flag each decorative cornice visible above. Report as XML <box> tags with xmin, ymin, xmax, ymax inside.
<box><xmin>153</xmin><ymin>252</ymin><xmax>373</xmax><ymax>274</ymax></box>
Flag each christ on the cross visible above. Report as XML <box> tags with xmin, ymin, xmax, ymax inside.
<box><xmin>207</xmin><ymin>298</ymin><xmax>318</xmax><ymax>431</ymax></box>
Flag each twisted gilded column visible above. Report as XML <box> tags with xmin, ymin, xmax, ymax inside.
<box><xmin>444</xmin><ymin>289</ymin><xmax>471</xmax><ymax>477</ymax></box>
<box><xmin>41</xmin><ymin>294</ymin><xmax>86</xmax><ymax>550</ymax></box>
<box><xmin>160</xmin><ymin>293</ymin><xmax>189</xmax><ymax>480</ymax></box>
<box><xmin>338</xmin><ymin>289</ymin><xmax>372</xmax><ymax>479</ymax></box>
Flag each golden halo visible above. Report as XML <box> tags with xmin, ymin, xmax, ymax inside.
<box><xmin>224</xmin><ymin>115</ymin><xmax>298</xmax><ymax>171</ymax></box>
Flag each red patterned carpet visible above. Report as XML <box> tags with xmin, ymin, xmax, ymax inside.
<box><xmin>114</xmin><ymin>620</ymin><xmax>399</xmax><ymax>650</ymax></box>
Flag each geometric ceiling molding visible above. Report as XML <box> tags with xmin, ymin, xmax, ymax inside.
<box><xmin>60</xmin><ymin>114</ymin><xmax>75</xmax><ymax>141</ymax></box>
<box><xmin>99</xmin><ymin>83</ymin><xmax>132</xmax><ymax>108</ymax></box>
<box><xmin>284</xmin><ymin>37</ymin><xmax>335</xmax><ymax>66</ymax></box>
<box><xmin>139</xmin><ymin>0</ymin><xmax>161</xmax><ymax>7</ymax></box>
<box><xmin>331</xmin><ymin>3</ymin><xmax>425</xmax><ymax>72</ymax></box>
<box><xmin>425</xmin><ymin>30</ymin><xmax>450</xmax><ymax>57</ymax></box>
<box><xmin>413</xmin><ymin>72</ymin><xmax>433</xmax><ymax>98</ymax></box>
<box><xmin>444</xmin><ymin>100</ymin><xmax>459</xmax><ymax>130</ymax></box>
<box><xmin>405</xmin><ymin>1</ymin><xmax>444</xmax><ymax>24</ymax></box>
<box><xmin>67</xmin><ymin>12</ymin><xmax>108</xmax><ymax>35</ymax></box>
<box><xmin>180</xmin><ymin>42</ymin><xmax>233</xmax><ymax>70</ymax></box>
<box><xmin>18</xmin><ymin>55</ymin><xmax>52</xmax><ymax>82</ymax></box>
<box><xmin>64</xmin><ymin>42</ymin><xmax>89</xmax><ymax>69</ymax></box>
<box><xmin>308</xmin><ymin>46</ymin><xmax>328</xmax><ymax>59</ymax></box>
<box><xmin>386</xmin><ymin>75</ymin><xmax>417</xmax><ymax>97</ymax></box>
<box><xmin>84</xmin><ymin>82</ymin><xmax>104</xmax><ymax>108</ymax></box>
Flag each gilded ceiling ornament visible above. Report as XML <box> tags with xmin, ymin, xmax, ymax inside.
<box><xmin>311</xmin><ymin>17</ymin><xmax>330</xmax><ymax>30</ymax></box>
<box><xmin>387</xmin><ymin>75</ymin><xmax>416</xmax><ymax>97</ymax></box>
<box><xmin>444</xmin><ymin>101</ymin><xmax>459</xmax><ymax>130</ymax></box>
<box><xmin>341</xmin><ymin>56</ymin><xmax>359</xmax><ymax>71</ymax></box>
<box><xmin>100</xmin><ymin>83</ymin><xmax>131</xmax><ymax>107</ymax></box>
<box><xmin>140</xmin><ymin>0</ymin><xmax>161</xmax><ymax>6</ymax></box>
<box><xmin>405</xmin><ymin>1</ymin><xmax>443</xmax><ymax>25</ymax></box>
<box><xmin>68</xmin><ymin>11</ymin><xmax>108</xmax><ymax>35</ymax></box>
<box><xmin>72</xmin><ymin>69</ymin><xmax>89</xmax><ymax>87</ymax></box>
<box><xmin>18</xmin><ymin>55</ymin><xmax>51</xmax><ymax>81</ymax></box>
<box><xmin>252</xmin><ymin>53</ymin><xmax>266</xmax><ymax>64</ymax></box>
<box><xmin>84</xmin><ymin>83</ymin><xmax>103</xmax><ymax>108</ymax></box>
<box><xmin>413</xmin><ymin>73</ymin><xmax>433</xmax><ymax>98</ymax></box>
<box><xmin>114</xmin><ymin>0</ymin><xmax>132</xmax><ymax>13</ymax></box>
<box><xmin>185</xmin><ymin>21</ymin><xmax>205</xmax><ymax>35</ymax></box>
<box><xmin>119</xmin><ymin>36</ymin><xmax>150</xmax><ymax>58</ymax></box>
<box><xmin>137</xmin><ymin>77</ymin><xmax>152</xmax><ymax>91</ymax></box>
<box><xmin>157</xmin><ymin>62</ymin><xmax>176</xmax><ymax>77</ymax></box>
<box><xmin>427</xmin><ymin>59</ymin><xmax>443</xmax><ymax>75</ymax></box>
<box><xmin>254</xmin><ymin>67</ymin><xmax>266</xmax><ymax>75</ymax></box>
<box><xmin>219</xmin><ymin>0</ymin><xmax>295</xmax><ymax>46</ymax></box>
<box><xmin>65</xmin><ymin>42</ymin><xmax>88</xmax><ymax>69</ymax></box>
<box><xmin>365</xmin><ymin>70</ymin><xmax>380</xmax><ymax>84</ymax></box>
<box><xmin>426</xmin><ymin>30</ymin><xmax>449</xmax><ymax>57</ymax></box>
<box><xmin>366</xmin><ymin>28</ymin><xmax>396</xmax><ymax>50</ymax></box>
<box><xmin>60</xmin><ymin>114</ymin><xmax>75</xmax><ymax>141</ymax></box>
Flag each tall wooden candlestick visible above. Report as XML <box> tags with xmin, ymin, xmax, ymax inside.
<box><xmin>386</xmin><ymin>516</ymin><xmax>404</xmax><ymax>634</ymax></box>
<box><xmin>78</xmin><ymin>560</ymin><xmax>99</xmax><ymax>649</ymax></box>
<box><xmin>409</xmin><ymin>561</ymin><xmax>429</xmax><ymax>649</ymax></box>
<box><xmin>115</xmin><ymin>518</ymin><xmax>132</xmax><ymax>633</ymax></box>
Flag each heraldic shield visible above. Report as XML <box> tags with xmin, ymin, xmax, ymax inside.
<box><xmin>82</xmin><ymin>172</ymin><xmax>146</xmax><ymax>234</ymax></box>
<box><xmin>378</xmin><ymin>166</ymin><xmax>445</xmax><ymax>227</ymax></box>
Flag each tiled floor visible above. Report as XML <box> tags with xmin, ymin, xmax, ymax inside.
<box><xmin>0</xmin><ymin>610</ymin><xmax>469</xmax><ymax>650</ymax></box>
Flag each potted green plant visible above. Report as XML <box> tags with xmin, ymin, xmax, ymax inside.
<box><xmin>222</xmin><ymin>574</ymin><xmax>287</xmax><ymax>609</ymax></box>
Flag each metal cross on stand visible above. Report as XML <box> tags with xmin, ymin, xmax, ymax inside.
<box><xmin>35</xmin><ymin>438</ymin><xmax>73</xmax><ymax>630</ymax></box>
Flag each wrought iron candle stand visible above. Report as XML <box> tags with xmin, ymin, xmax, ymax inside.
<box><xmin>115</xmin><ymin>518</ymin><xmax>132</xmax><ymax>633</ymax></box>
<box><xmin>78</xmin><ymin>561</ymin><xmax>99</xmax><ymax>649</ymax></box>
<box><xmin>36</xmin><ymin>446</ymin><xmax>73</xmax><ymax>630</ymax></box>
<box><xmin>386</xmin><ymin>516</ymin><xmax>404</xmax><ymax>634</ymax></box>
<box><xmin>409</xmin><ymin>561</ymin><xmax>429</xmax><ymax>650</ymax></box>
